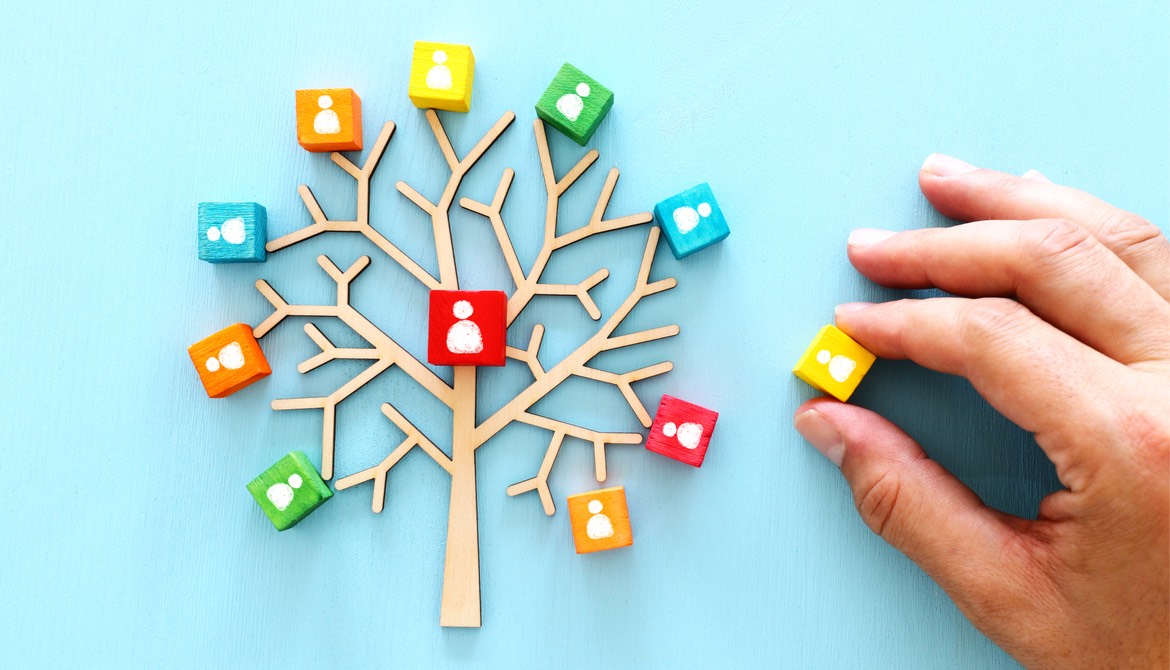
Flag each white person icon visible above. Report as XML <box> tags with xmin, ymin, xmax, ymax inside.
<box><xmin>556</xmin><ymin>82</ymin><xmax>590</xmax><ymax>123</ymax></box>
<box><xmin>585</xmin><ymin>499</ymin><xmax>615</xmax><ymax>540</ymax></box>
<box><xmin>662</xmin><ymin>420</ymin><xmax>704</xmax><ymax>450</ymax></box>
<box><xmin>817</xmin><ymin>349</ymin><xmax>857</xmax><ymax>383</ymax></box>
<box><xmin>446</xmin><ymin>300</ymin><xmax>483</xmax><ymax>354</ymax></box>
<box><xmin>672</xmin><ymin>201</ymin><xmax>713</xmax><ymax>235</ymax></box>
<box><xmin>206</xmin><ymin>217</ymin><xmax>247</xmax><ymax>245</ymax></box>
<box><xmin>205</xmin><ymin>341</ymin><xmax>246</xmax><ymax>373</ymax></box>
<box><xmin>426</xmin><ymin>50</ymin><xmax>453</xmax><ymax>90</ymax></box>
<box><xmin>313</xmin><ymin>95</ymin><xmax>341</xmax><ymax>135</ymax></box>
<box><xmin>266</xmin><ymin>474</ymin><xmax>303</xmax><ymax>511</ymax></box>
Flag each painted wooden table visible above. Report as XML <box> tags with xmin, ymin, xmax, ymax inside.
<box><xmin>1</xmin><ymin>1</ymin><xmax>1166</xmax><ymax>667</ymax></box>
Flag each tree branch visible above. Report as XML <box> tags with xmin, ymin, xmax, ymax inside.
<box><xmin>574</xmin><ymin>361</ymin><xmax>674</xmax><ymax>427</ymax></box>
<box><xmin>396</xmin><ymin>110</ymin><xmax>515</xmax><ymax>289</ymax></box>
<box><xmin>506</xmin><ymin>324</ymin><xmax>545</xmax><ymax>380</ymax></box>
<box><xmin>334</xmin><ymin>403</ymin><xmax>452</xmax><ymax>513</ymax></box>
<box><xmin>505</xmin><ymin>412</ymin><xmax>642</xmax><ymax>515</ymax></box>
<box><xmin>262</xmin><ymin>121</ymin><xmax>441</xmax><ymax>290</ymax></box>
<box><xmin>254</xmin><ymin>253</ymin><xmax>459</xmax><ymax>478</ymax></box>
<box><xmin>474</xmin><ymin>228</ymin><xmax>678</xmax><ymax>449</ymax></box>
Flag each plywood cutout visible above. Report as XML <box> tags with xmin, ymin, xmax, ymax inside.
<box><xmin>253</xmin><ymin>110</ymin><xmax>677</xmax><ymax>628</ymax></box>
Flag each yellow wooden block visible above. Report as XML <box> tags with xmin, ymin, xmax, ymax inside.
<box><xmin>408</xmin><ymin>41</ymin><xmax>474</xmax><ymax>112</ymax></box>
<box><xmin>793</xmin><ymin>325</ymin><xmax>876</xmax><ymax>402</ymax></box>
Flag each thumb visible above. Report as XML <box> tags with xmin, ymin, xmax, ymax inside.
<box><xmin>794</xmin><ymin>398</ymin><xmax>1039</xmax><ymax>621</ymax></box>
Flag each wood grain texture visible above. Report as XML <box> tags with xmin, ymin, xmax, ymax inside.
<box><xmin>566</xmin><ymin>486</ymin><xmax>633</xmax><ymax>554</ymax></box>
<box><xmin>535</xmin><ymin>62</ymin><xmax>614</xmax><ymax>146</ymax></box>
<box><xmin>408</xmin><ymin>41</ymin><xmax>475</xmax><ymax>112</ymax></box>
<box><xmin>187</xmin><ymin>323</ymin><xmax>271</xmax><ymax>398</ymax></box>
<box><xmin>644</xmin><ymin>395</ymin><xmax>719</xmax><ymax>467</ymax></box>
<box><xmin>295</xmin><ymin>88</ymin><xmax>362</xmax><ymax>152</ymax></box>
<box><xmin>197</xmin><ymin>202</ymin><xmax>267</xmax><ymax>263</ymax></box>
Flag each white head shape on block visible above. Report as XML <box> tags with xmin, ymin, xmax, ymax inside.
<box><xmin>585</xmin><ymin>499</ymin><xmax>615</xmax><ymax>540</ymax></box>
<box><xmin>426</xmin><ymin>50</ymin><xmax>454</xmax><ymax>90</ymax></box>
<box><xmin>207</xmin><ymin>217</ymin><xmax>247</xmax><ymax>245</ymax></box>
<box><xmin>672</xmin><ymin>202</ymin><xmax>712</xmax><ymax>235</ymax></box>
<box><xmin>555</xmin><ymin>82</ymin><xmax>590</xmax><ymax>123</ymax></box>
<box><xmin>313</xmin><ymin>95</ymin><xmax>341</xmax><ymax>135</ymax></box>
<box><xmin>205</xmin><ymin>341</ymin><xmax>246</xmax><ymax>373</ymax></box>
<box><xmin>817</xmin><ymin>349</ymin><xmax>857</xmax><ymax>383</ymax></box>
<box><xmin>446</xmin><ymin>300</ymin><xmax>484</xmax><ymax>354</ymax></box>
<box><xmin>266</xmin><ymin>473</ymin><xmax>303</xmax><ymax>512</ymax></box>
<box><xmin>663</xmin><ymin>421</ymin><xmax>704</xmax><ymax>449</ymax></box>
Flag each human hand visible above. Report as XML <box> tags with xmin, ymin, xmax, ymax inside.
<box><xmin>794</xmin><ymin>154</ymin><xmax>1170</xmax><ymax>669</ymax></box>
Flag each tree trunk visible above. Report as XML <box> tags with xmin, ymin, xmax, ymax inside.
<box><xmin>439</xmin><ymin>366</ymin><xmax>481</xmax><ymax>627</ymax></box>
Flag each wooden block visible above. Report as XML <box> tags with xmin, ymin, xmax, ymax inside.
<box><xmin>246</xmin><ymin>450</ymin><xmax>333</xmax><ymax>531</ymax></box>
<box><xmin>198</xmin><ymin>202</ymin><xmax>267</xmax><ymax>263</ymax></box>
<box><xmin>535</xmin><ymin>62</ymin><xmax>614</xmax><ymax>146</ymax></box>
<box><xmin>295</xmin><ymin>88</ymin><xmax>362</xmax><ymax>152</ymax></box>
<box><xmin>188</xmin><ymin>323</ymin><xmax>271</xmax><ymax>398</ymax></box>
<box><xmin>793</xmin><ymin>325</ymin><xmax>876</xmax><ymax>402</ymax></box>
<box><xmin>566</xmin><ymin>486</ymin><xmax>633</xmax><ymax>554</ymax></box>
<box><xmin>653</xmin><ymin>183</ymin><xmax>730</xmax><ymax>259</ymax></box>
<box><xmin>645</xmin><ymin>395</ymin><xmax>718</xmax><ymax>467</ymax></box>
<box><xmin>408</xmin><ymin>41</ymin><xmax>475</xmax><ymax>112</ymax></box>
<box><xmin>428</xmin><ymin>290</ymin><xmax>507</xmax><ymax>367</ymax></box>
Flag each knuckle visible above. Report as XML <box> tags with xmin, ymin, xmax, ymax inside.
<box><xmin>855</xmin><ymin>467</ymin><xmax>905</xmax><ymax>539</ymax></box>
<box><xmin>958</xmin><ymin>298</ymin><xmax>1031</xmax><ymax>347</ymax></box>
<box><xmin>1120</xmin><ymin>404</ymin><xmax>1170</xmax><ymax>467</ymax></box>
<box><xmin>1018</xmin><ymin>218</ymin><xmax>1096</xmax><ymax>272</ymax></box>
<box><xmin>1095</xmin><ymin>211</ymin><xmax>1167</xmax><ymax>258</ymax></box>
<box><xmin>991</xmin><ymin>172</ymin><xmax>1028</xmax><ymax>198</ymax></box>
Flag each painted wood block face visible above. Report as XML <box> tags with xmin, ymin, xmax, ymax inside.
<box><xmin>793</xmin><ymin>325</ymin><xmax>877</xmax><ymax>402</ymax></box>
<box><xmin>645</xmin><ymin>395</ymin><xmax>719</xmax><ymax>467</ymax></box>
<box><xmin>427</xmin><ymin>290</ymin><xmax>507</xmax><ymax>366</ymax></box>
<box><xmin>408</xmin><ymin>42</ymin><xmax>475</xmax><ymax>112</ymax></box>
<box><xmin>246</xmin><ymin>450</ymin><xmax>333</xmax><ymax>531</ymax></box>
<box><xmin>295</xmin><ymin>88</ymin><xmax>362</xmax><ymax>152</ymax></box>
<box><xmin>198</xmin><ymin>202</ymin><xmax>267</xmax><ymax>263</ymax></box>
<box><xmin>188</xmin><ymin>323</ymin><xmax>271</xmax><ymax>398</ymax></box>
<box><xmin>653</xmin><ymin>183</ymin><xmax>730</xmax><ymax>259</ymax></box>
<box><xmin>566</xmin><ymin>486</ymin><xmax>633</xmax><ymax>554</ymax></box>
<box><xmin>535</xmin><ymin>62</ymin><xmax>614</xmax><ymax>146</ymax></box>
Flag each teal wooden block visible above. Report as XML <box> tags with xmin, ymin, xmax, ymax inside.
<box><xmin>246</xmin><ymin>451</ymin><xmax>332</xmax><ymax>531</ymax></box>
<box><xmin>653</xmin><ymin>183</ymin><xmax>730</xmax><ymax>259</ymax></box>
<box><xmin>198</xmin><ymin>202</ymin><xmax>267</xmax><ymax>263</ymax></box>
<box><xmin>535</xmin><ymin>63</ymin><xmax>614</xmax><ymax>146</ymax></box>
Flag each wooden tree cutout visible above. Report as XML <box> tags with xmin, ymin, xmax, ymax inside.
<box><xmin>254</xmin><ymin>110</ymin><xmax>677</xmax><ymax>628</ymax></box>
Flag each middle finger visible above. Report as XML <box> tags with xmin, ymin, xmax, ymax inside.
<box><xmin>847</xmin><ymin>219</ymin><xmax>1170</xmax><ymax>366</ymax></box>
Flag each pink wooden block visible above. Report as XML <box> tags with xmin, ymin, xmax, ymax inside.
<box><xmin>645</xmin><ymin>395</ymin><xmax>718</xmax><ymax>467</ymax></box>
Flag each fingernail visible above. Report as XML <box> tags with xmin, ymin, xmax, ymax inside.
<box><xmin>795</xmin><ymin>410</ymin><xmax>845</xmax><ymax>466</ymax></box>
<box><xmin>1021</xmin><ymin>168</ymin><xmax>1053</xmax><ymax>184</ymax></box>
<box><xmin>922</xmin><ymin>153</ymin><xmax>978</xmax><ymax>177</ymax></box>
<box><xmin>835</xmin><ymin>302</ymin><xmax>874</xmax><ymax>317</ymax></box>
<box><xmin>848</xmin><ymin>228</ymin><xmax>896</xmax><ymax>247</ymax></box>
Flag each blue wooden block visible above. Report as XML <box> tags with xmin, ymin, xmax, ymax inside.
<box><xmin>653</xmin><ymin>183</ymin><xmax>730</xmax><ymax>259</ymax></box>
<box><xmin>197</xmin><ymin>202</ymin><xmax>267</xmax><ymax>263</ymax></box>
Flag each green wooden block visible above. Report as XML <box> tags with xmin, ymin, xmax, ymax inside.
<box><xmin>246</xmin><ymin>451</ymin><xmax>332</xmax><ymax>531</ymax></box>
<box><xmin>535</xmin><ymin>62</ymin><xmax>614</xmax><ymax>146</ymax></box>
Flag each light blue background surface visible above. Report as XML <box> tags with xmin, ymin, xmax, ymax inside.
<box><xmin>2</xmin><ymin>2</ymin><xmax>1167</xmax><ymax>668</ymax></box>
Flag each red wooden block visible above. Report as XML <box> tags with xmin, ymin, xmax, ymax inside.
<box><xmin>427</xmin><ymin>290</ymin><xmax>507</xmax><ymax>366</ymax></box>
<box><xmin>645</xmin><ymin>395</ymin><xmax>718</xmax><ymax>467</ymax></box>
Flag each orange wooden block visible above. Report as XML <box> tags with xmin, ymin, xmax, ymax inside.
<box><xmin>566</xmin><ymin>486</ymin><xmax>633</xmax><ymax>554</ymax></box>
<box><xmin>295</xmin><ymin>88</ymin><xmax>363</xmax><ymax>152</ymax></box>
<box><xmin>188</xmin><ymin>323</ymin><xmax>271</xmax><ymax>398</ymax></box>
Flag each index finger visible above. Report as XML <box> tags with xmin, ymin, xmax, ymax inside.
<box><xmin>835</xmin><ymin>297</ymin><xmax>1132</xmax><ymax>493</ymax></box>
<box><xmin>918</xmin><ymin>154</ymin><xmax>1170</xmax><ymax>300</ymax></box>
